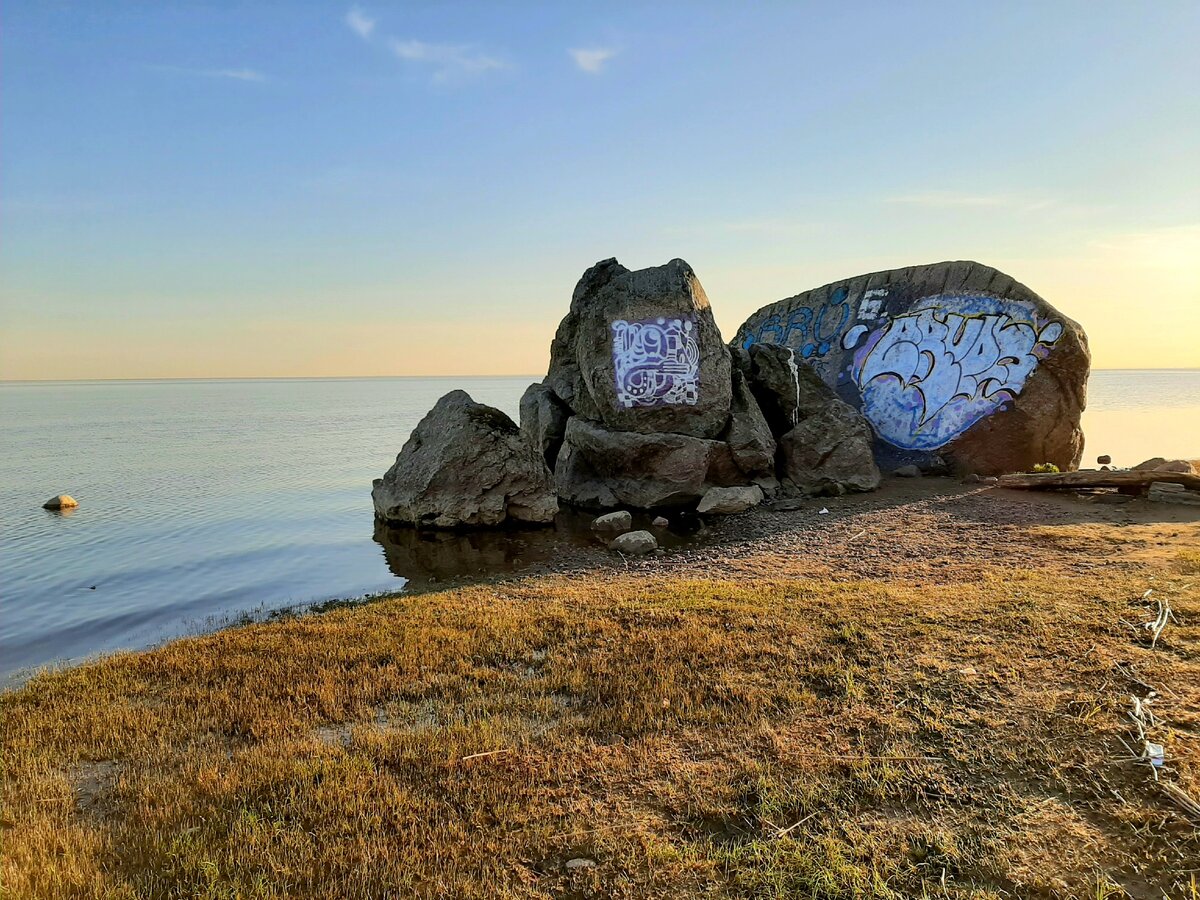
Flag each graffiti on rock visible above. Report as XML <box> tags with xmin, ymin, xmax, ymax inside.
<box><xmin>741</xmin><ymin>287</ymin><xmax>851</xmax><ymax>358</ymax></box>
<box><xmin>851</xmin><ymin>295</ymin><xmax>1064</xmax><ymax>450</ymax></box>
<box><xmin>611</xmin><ymin>316</ymin><xmax>700</xmax><ymax>408</ymax></box>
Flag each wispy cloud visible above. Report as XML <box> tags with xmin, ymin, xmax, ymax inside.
<box><xmin>569</xmin><ymin>47</ymin><xmax>617</xmax><ymax>74</ymax></box>
<box><xmin>388</xmin><ymin>38</ymin><xmax>506</xmax><ymax>82</ymax></box>
<box><xmin>204</xmin><ymin>68</ymin><xmax>267</xmax><ymax>83</ymax></box>
<box><xmin>345</xmin><ymin>6</ymin><xmax>376</xmax><ymax>40</ymax></box>
<box><xmin>885</xmin><ymin>191</ymin><xmax>1052</xmax><ymax>212</ymax></box>
<box><xmin>153</xmin><ymin>65</ymin><xmax>268</xmax><ymax>83</ymax></box>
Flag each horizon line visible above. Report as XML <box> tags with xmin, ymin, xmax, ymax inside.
<box><xmin>2</xmin><ymin>367</ymin><xmax>1198</xmax><ymax>386</ymax></box>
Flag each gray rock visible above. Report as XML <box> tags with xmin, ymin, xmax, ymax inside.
<box><xmin>519</xmin><ymin>382</ymin><xmax>570</xmax><ymax>470</ymax></box>
<box><xmin>962</xmin><ymin>473</ymin><xmax>982</xmax><ymax>484</ymax></box>
<box><xmin>1134</xmin><ymin>457</ymin><xmax>1198</xmax><ymax>476</ymax></box>
<box><xmin>734</xmin><ymin>260</ymin><xmax>1090</xmax><ymax>475</ymax></box>
<box><xmin>565</xmin><ymin>858</ymin><xmax>597</xmax><ymax>871</ymax></box>
<box><xmin>778</xmin><ymin>399</ymin><xmax>881</xmax><ymax>495</ymax></box>
<box><xmin>697</xmin><ymin>485</ymin><xmax>764</xmax><ymax>515</ymax></box>
<box><xmin>546</xmin><ymin>258</ymin><xmax>732</xmax><ymax>439</ymax></box>
<box><xmin>719</xmin><ymin>368</ymin><xmax>776</xmax><ymax>479</ymax></box>
<box><xmin>734</xmin><ymin>343</ymin><xmax>816</xmax><ymax>437</ymax></box>
<box><xmin>894</xmin><ymin>465</ymin><xmax>923</xmax><ymax>478</ymax></box>
<box><xmin>651</xmin><ymin>515</ymin><xmax>669</xmax><ymax>528</ymax></box>
<box><xmin>1148</xmin><ymin>482</ymin><xmax>1200</xmax><ymax>505</ymax></box>
<box><xmin>372</xmin><ymin>391</ymin><xmax>557</xmax><ymax>529</ymax></box>
<box><xmin>609</xmin><ymin>530</ymin><xmax>657</xmax><ymax>555</ymax></box>
<box><xmin>591</xmin><ymin>510</ymin><xmax>633</xmax><ymax>534</ymax></box>
<box><xmin>554</xmin><ymin>417</ymin><xmax>733</xmax><ymax>509</ymax></box>
<box><xmin>42</xmin><ymin>494</ymin><xmax>78</xmax><ymax>510</ymax></box>
<box><xmin>1096</xmin><ymin>454</ymin><xmax>1112</xmax><ymax>465</ymax></box>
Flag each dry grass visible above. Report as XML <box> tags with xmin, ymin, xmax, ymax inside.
<box><xmin>2</xmin><ymin>521</ymin><xmax>1199</xmax><ymax>898</ymax></box>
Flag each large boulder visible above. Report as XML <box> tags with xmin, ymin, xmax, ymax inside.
<box><xmin>733</xmin><ymin>261</ymin><xmax>1089</xmax><ymax>475</ymax></box>
<box><xmin>546</xmin><ymin>258</ymin><xmax>732</xmax><ymax>439</ymax></box>
<box><xmin>372</xmin><ymin>391</ymin><xmax>558</xmax><ymax>528</ymax></box>
<box><xmin>554</xmin><ymin>417</ymin><xmax>737</xmax><ymax>509</ymax></box>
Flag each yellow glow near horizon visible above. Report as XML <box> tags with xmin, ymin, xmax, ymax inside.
<box><xmin>2</xmin><ymin>227</ymin><xmax>1197</xmax><ymax>380</ymax></box>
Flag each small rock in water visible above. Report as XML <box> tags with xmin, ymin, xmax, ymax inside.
<box><xmin>609</xmin><ymin>530</ymin><xmax>657</xmax><ymax>556</ymax></box>
<box><xmin>591</xmin><ymin>510</ymin><xmax>633</xmax><ymax>535</ymax></box>
<box><xmin>651</xmin><ymin>515</ymin><xmax>669</xmax><ymax>528</ymax></box>
<box><xmin>1096</xmin><ymin>454</ymin><xmax>1112</xmax><ymax>465</ymax></box>
<box><xmin>43</xmin><ymin>494</ymin><xmax>78</xmax><ymax>510</ymax></box>
<box><xmin>696</xmin><ymin>485</ymin><xmax>764</xmax><ymax>515</ymax></box>
<box><xmin>565</xmin><ymin>858</ymin><xmax>596</xmax><ymax>871</ymax></box>
<box><xmin>893</xmin><ymin>465</ymin><xmax>922</xmax><ymax>478</ymax></box>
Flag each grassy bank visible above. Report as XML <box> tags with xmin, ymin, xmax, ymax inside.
<box><xmin>3</xmin><ymin>518</ymin><xmax>1199</xmax><ymax>898</ymax></box>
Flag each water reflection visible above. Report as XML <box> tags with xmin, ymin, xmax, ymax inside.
<box><xmin>372</xmin><ymin>508</ymin><xmax>705</xmax><ymax>589</ymax></box>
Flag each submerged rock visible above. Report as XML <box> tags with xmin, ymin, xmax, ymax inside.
<box><xmin>42</xmin><ymin>494</ymin><xmax>78</xmax><ymax>510</ymax></box>
<box><xmin>372</xmin><ymin>391</ymin><xmax>557</xmax><ymax>529</ymax></box>
<box><xmin>734</xmin><ymin>260</ymin><xmax>1090</xmax><ymax>475</ymax></box>
<box><xmin>591</xmin><ymin>510</ymin><xmax>633</xmax><ymax>535</ymax></box>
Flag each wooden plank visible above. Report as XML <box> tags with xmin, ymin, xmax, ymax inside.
<box><xmin>997</xmin><ymin>470</ymin><xmax>1200</xmax><ymax>492</ymax></box>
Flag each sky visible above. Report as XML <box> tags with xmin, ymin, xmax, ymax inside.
<box><xmin>1</xmin><ymin>1</ymin><xmax>1198</xmax><ymax>380</ymax></box>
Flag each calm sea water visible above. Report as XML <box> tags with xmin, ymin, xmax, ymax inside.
<box><xmin>2</xmin><ymin>370</ymin><xmax>1198</xmax><ymax>683</ymax></box>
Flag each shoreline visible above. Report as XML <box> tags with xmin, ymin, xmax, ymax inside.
<box><xmin>3</xmin><ymin>482</ymin><xmax>1198</xmax><ymax>897</ymax></box>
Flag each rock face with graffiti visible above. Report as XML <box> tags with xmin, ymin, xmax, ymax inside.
<box><xmin>377</xmin><ymin>257</ymin><xmax>1088</xmax><ymax>530</ymax></box>
<box><xmin>735</xmin><ymin>261</ymin><xmax>1090</xmax><ymax>474</ymax></box>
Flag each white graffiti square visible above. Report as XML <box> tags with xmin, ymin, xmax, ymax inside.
<box><xmin>611</xmin><ymin>316</ymin><xmax>700</xmax><ymax>408</ymax></box>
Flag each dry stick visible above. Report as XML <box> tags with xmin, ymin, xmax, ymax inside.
<box><xmin>1160</xmin><ymin>783</ymin><xmax>1200</xmax><ymax>824</ymax></box>
<box><xmin>774</xmin><ymin>811</ymin><xmax>817</xmax><ymax>838</ymax></box>
<box><xmin>843</xmin><ymin>530</ymin><xmax>867</xmax><ymax>545</ymax></box>
<box><xmin>820</xmin><ymin>754</ymin><xmax>942</xmax><ymax>762</ymax></box>
<box><xmin>459</xmin><ymin>749</ymin><xmax>512</xmax><ymax>762</ymax></box>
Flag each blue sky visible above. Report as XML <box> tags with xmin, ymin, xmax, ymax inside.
<box><xmin>2</xmin><ymin>1</ymin><xmax>1198</xmax><ymax>378</ymax></box>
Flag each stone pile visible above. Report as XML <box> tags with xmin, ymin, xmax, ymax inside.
<box><xmin>373</xmin><ymin>257</ymin><xmax>1091</xmax><ymax>531</ymax></box>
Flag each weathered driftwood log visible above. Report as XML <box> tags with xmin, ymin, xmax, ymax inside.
<box><xmin>997</xmin><ymin>470</ymin><xmax>1200</xmax><ymax>492</ymax></box>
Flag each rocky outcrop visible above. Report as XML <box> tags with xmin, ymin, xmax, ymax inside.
<box><xmin>546</xmin><ymin>258</ymin><xmax>732</xmax><ymax>440</ymax></box>
<box><xmin>533</xmin><ymin>258</ymin><xmax>777</xmax><ymax>510</ymax></box>
<box><xmin>372</xmin><ymin>391</ymin><xmax>557</xmax><ymax>529</ymax></box>
<box><xmin>734</xmin><ymin>261</ymin><xmax>1090</xmax><ymax>475</ymax></box>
